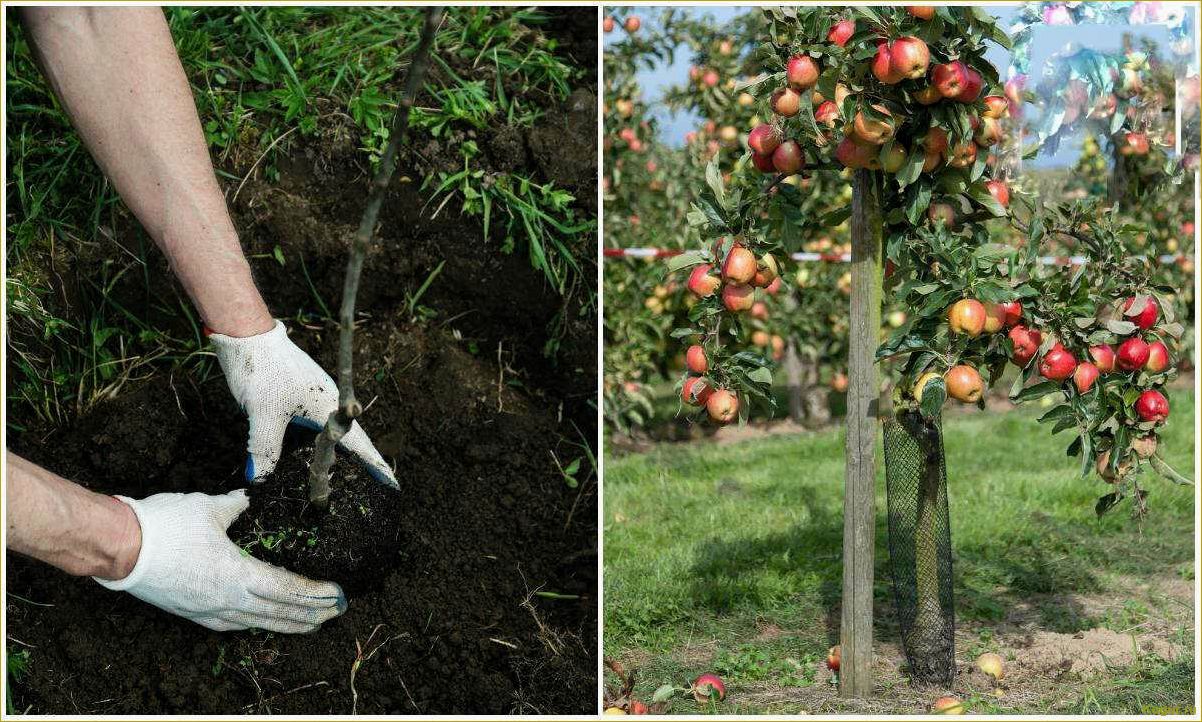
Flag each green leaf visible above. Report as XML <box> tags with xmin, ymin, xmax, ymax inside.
<box><xmin>666</xmin><ymin>250</ymin><xmax>707</xmax><ymax>274</ymax></box>
<box><xmin>652</xmin><ymin>685</ymin><xmax>676</xmax><ymax>703</ymax></box>
<box><xmin>919</xmin><ymin>376</ymin><xmax>946</xmax><ymax>420</ymax></box>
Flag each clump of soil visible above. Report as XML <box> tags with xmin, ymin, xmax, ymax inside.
<box><xmin>228</xmin><ymin>444</ymin><xmax>406</xmax><ymax>595</ymax></box>
<box><xmin>5</xmin><ymin>9</ymin><xmax>597</xmax><ymax>714</ymax></box>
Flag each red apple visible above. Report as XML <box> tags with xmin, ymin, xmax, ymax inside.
<box><xmin>932</xmin><ymin>696</ymin><xmax>965</xmax><ymax>714</ymax></box>
<box><xmin>702</xmin><ymin>70</ymin><xmax>720</xmax><ymax>88</ymax></box>
<box><xmin>1122</xmin><ymin>296</ymin><xmax>1159</xmax><ymax>330</ymax></box>
<box><xmin>872</xmin><ymin>42</ymin><xmax>903</xmax><ymax>84</ymax></box>
<box><xmin>772</xmin><ymin>140</ymin><xmax>804</xmax><ymax>173</ymax></box>
<box><xmin>815</xmin><ymin>100</ymin><xmax>841</xmax><ymax>128</ymax></box>
<box><xmin>1000</xmin><ymin>301</ymin><xmax>1022</xmax><ymax>327</ymax></box>
<box><xmin>928</xmin><ymin>202</ymin><xmax>956</xmax><ymax>226</ymax></box>
<box><xmin>945</xmin><ymin>365</ymin><xmax>983</xmax><ymax>403</ymax></box>
<box><xmin>722</xmin><ymin>283</ymin><xmax>755</xmax><ymax>312</ymax></box>
<box><xmin>827</xmin><ymin>19</ymin><xmax>855</xmax><ymax>46</ymax></box>
<box><xmin>748</xmin><ymin>124</ymin><xmax>782</xmax><ymax>155</ymax></box>
<box><xmin>922</xmin><ymin>150</ymin><xmax>942</xmax><ymax>172</ymax></box>
<box><xmin>957</xmin><ymin>68</ymin><xmax>983</xmax><ymax>102</ymax></box>
<box><xmin>985</xmin><ymin>179</ymin><xmax>1010</xmax><ymax>207</ymax></box>
<box><xmin>835</xmin><ymin>136</ymin><xmax>879</xmax><ymax>169</ymax></box>
<box><xmin>915</xmin><ymin>85</ymin><xmax>943</xmax><ymax>104</ymax></box>
<box><xmin>751</xmin><ymin>151</ymin><xmax>776</xmax><ymax>173</ymax></box>
<box><xmin>786</xmin><ymin>54</ymin><xmax>820</xmax><ymax>90</ymax></box>
<box><xmin>852</xmin><ymin>105</ymin><xmax>895</xmax><ymax>144</ymax></box>
<box><xmin>750</xmin><ymin>302</ymin><xmax>769</xmax><ymax>321</ymax></box>
<box><xmin>722</xmin><ymin>246</ymin><xmax>757</xmax><ymax>284</ymax></box>
<box><xmin>1135</xmin><ymin>389</ymin><xmax>1169</xmax><ymax>422</ymax></box>
<box><xmin>974</xmin><ymin>117</ymin><xmax>1003</xmax><ymax>147</ymax></box>
<box><xmin>1009</xmin><ymin>325</ymin><xmax>1041</xmax><ymax>366</ymax></box>
<box><xmin>1117</xmin><ymin>337</ymin><xmax>1150</xmax><ymax>371</ymax></box>
<box><xmin>907</xmin><ymin>6</ymin><xmax>936</xmax><ymax>20</ymax></box>
<box><xmin>1088</xmin><ymin>344</ymin><xmax>1115</xmax><ymax>373</ymax></box>
<box><xmin>890</xmin><ymin>36</ymin><xmax>930</xmax><ymax>80</ymax></box>
<box><xmin>765</xmin><ymin>276</ymin><xmax>782</xmax><ymax>295</ymax></box>
<box><xmin>686</xmin><ymin>345</ymin><xmax>708</xmax><ymax>374</ymax></box>
<box><xmin>827</xmin><ymin>645</ymin><xmax>841</xmax><ymax>671</ymax></box>
<box><xmin>924</xmin><ymin>127</ymin><xmax>949</xmax><ymax>154</ymax></box>
<box><xmin>948</xmin><ymin>299</ymin><xmax>986</xmax><ymax>337</ymax></box>
<box><xmin>1039</xmin><ymin>343</ymin><xmax>1077</xmax><ymax>381</ymax></box>
<box><xmin>706</xmin><ymin>390</ymin><xmax>738</xmax><ymax>424</ymax></box>
<box><xmin>982</xmin><ymin>302</ymin><xmax>1007</xmax><ymax>333</ymax></box>
<box><xmin>692</xmin><ymin>672</ymin><xmax>727</xmax><ymax>702</ymax></box>
<box><xmin>1145</xmin><ymin>340</ymin><xmax>1170</xmax><ymax>373</ymax></box>
<box><xmin>947</xmin><ymin>142</ymin><xmax>977</xmax><ymax>168</ymax></box>
<box><xmin>603</xmin><ymin>16</ymin><xmax>615</xmax><ymax>33</ymax></box>
<box><xmin>687</xmin><ymin>264</ymin><xmax>720</xmax><ymax>297</ymax></box>
<box><xmin>681</xmin><ymin>376</ymin><xmax>714</xmax><ymax>406</ymax></box>
<box><xmin>932</xmin><ymin>61</ymin><xmax>968</xmax><ymax>98</ymax></box>
<box><xmin>1073</xmin><ymin>361</ymin><xmax>1100</xmax><ymax>393</ymax></box>
<box><xmin>771</xmin><ymin>87</ymin><xmax>802</xmax><ymax>117</ymax></box>
<box><xmin>982</xmin><ymin>95</ymin><xmax>1008</xmax><ymax>118</ymax></box>
<box><xmin>624</xmin><ymin>16</ymin><xmax>641</xmax><ymax>33</ymax></box>
<box><xmin>629</xmin><ymin>700</ymin><xmax>648</xmax><ymax>715</ymax></box>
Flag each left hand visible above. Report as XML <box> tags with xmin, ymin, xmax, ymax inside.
<box><xmin>209</xmin><ymin>320</ymin><xmax>397</xmax><ymax>486</ymax></box>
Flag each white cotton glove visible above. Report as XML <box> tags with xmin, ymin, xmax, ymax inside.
<box><xmin>209</xmin><ymin>320</ymin><xmax>396</xmax><ymax>486</ymax></box>
<box><xmin>94</xmin><ymin>490</ymin><xmax>346</xmax><ymax>633</ymax></box>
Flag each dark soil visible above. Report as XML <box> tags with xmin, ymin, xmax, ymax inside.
<box><xmin>5</xmin><ymin>8</ymin><xmax>597</xmax><ymax>714</ymax></box>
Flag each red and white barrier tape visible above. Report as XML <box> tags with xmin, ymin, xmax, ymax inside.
<box><xmin>604</xmin><ymin>247</ymin><xmax>1191</xmax><ymax>266</ymax></box>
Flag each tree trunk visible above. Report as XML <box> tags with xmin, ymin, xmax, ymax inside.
<box><xmin>785</xmin><ymin>341</ymin><xmax>805</xmax><ymax>423</ymax></box>
<box><xmin>840</xmin><ymin>169</ymin><xmax>882</xmax><ymax>699</ymax></box>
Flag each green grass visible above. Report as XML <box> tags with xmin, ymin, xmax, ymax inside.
<box><xmin>604</xmin><ymin>391</ymin><xmax>1195</xmax><ymax>714</ymax></box>
<box><xmin>6</xmin><ymin>7</ymin><xmax>592</xmax><ymax>428</ymax></box>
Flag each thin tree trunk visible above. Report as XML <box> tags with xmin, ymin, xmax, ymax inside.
<box><xmin>309</xmin><ymin>7</ymin><xmax>444</xmax><ymax>508</ymax></box>
<box><xmin>785</xmin><ymin>341</ymin><xmax>804</xmax><ymax>423</ymax></box>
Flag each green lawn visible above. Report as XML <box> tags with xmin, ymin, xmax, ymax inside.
<box><xmin>603</xmin><ymin>390</ymin><xmax>1196</xmax><ymax>714</ymax></box>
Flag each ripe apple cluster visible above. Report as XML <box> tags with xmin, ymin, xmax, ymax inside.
<box><xmin>679</xmin><ymin>243</ymin><xmax>783</xmax><ymax>425</ymax></box>
<box><xmin>747</xmin><ymin>6</ymin><xmax>1013</xmax><ymax>230</ymax></box>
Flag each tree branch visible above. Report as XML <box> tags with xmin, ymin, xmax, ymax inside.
<box><xmin>309</xmin><ymin>7</ymin><xmax>444</xmax><ymax>508</ymax></box>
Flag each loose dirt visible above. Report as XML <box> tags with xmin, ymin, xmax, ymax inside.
<box><xmin>5</xmin><ymin>9</ymin><xmax>597</xmax><ymax>714</ymax></box>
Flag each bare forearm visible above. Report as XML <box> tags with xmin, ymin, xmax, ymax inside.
<box><xmin>20</xmin><ymin>7</ymin><xmax>272</xmax><ymax>336</ymax></box>
<box><xmin>5</xmin><ymin>452</ymin><xmax>141</xmax><ymax>580</ymax></box>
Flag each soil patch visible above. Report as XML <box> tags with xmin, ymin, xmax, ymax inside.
<box><xmin>5</xmin><ymin>16</ymin><xmax>597</xmax><ymax>713</ymax></box>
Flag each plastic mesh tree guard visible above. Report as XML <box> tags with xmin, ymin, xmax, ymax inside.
<box><xmin>884</xmin><ymin>410</ymin><xmax>955</xmax><ymax>685</ymax></box>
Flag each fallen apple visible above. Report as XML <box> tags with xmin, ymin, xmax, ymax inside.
<box><xmin>827</xmin><ymin>645</ymin><xmax>841</xmax><ymax>671</ymax></box>
<box><xmin>692</xmin><ymin>673</ymin><xmax>727</xmax><ymax>702</ymax></box>
<box><xmin>932</xmin><ymin>696</ymin><xmax>965</xmax><ymax>714</ymax></box>
<box><xmin>976</xmin><ymin>652</ymin><xmax>1004</xmax><ymax>681</ymax></box>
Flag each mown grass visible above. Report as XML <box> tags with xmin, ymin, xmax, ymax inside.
<box><xmin>603</xmin><ymin>390</ymin><xmax>1196</xmax><ymax>714</ymax></box>
<box><xmin>5</xmin><ymin>7</ymin><xmax>592</xmax><ymax>428</ymax></box>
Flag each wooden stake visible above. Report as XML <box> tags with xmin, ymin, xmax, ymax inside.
<box><xmin>840</xmin><ymin>169</ymin><xmax>882</xmax><ymax>698</ymax></box>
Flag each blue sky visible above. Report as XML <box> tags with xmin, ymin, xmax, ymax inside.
<box><xmin>605</xmin><ymin>5</ymin><xmax>1196</xmax><ymax>168</ymax></box>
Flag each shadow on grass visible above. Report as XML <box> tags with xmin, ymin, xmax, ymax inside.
<box><xmin>684</xmin><ymin>493</ymin><xmax>1129</xmax><ymax>647</ymax></box>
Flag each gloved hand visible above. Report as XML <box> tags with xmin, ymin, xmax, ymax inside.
<box><xmin>94</xmin><ymin>490</ymin><xmax>346</xmax><ymax>633</ymax></box>
<box><xmin>209</xmin><ymin>320</ymin><xmax>396</xmax><ymax>486</ymax></box>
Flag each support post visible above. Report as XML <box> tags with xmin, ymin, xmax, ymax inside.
<box><xmin>840</xmin><ymin>169</ymin><xmax>882</xmax><ymax>698</ymax></box>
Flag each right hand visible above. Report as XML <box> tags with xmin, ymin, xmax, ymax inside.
<box><xmin>94</xmin><ymin>490</ymin><xmax>346</xmax><ymax>633</ymax></box>
<box><xmin>208</xmin><ymin>320</ymin><xmax>397</xmax><ymax>486</ymax></box>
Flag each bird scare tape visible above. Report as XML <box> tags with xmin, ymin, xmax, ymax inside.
<box><xmin>602</xmin><ymin>248</ymin><xmax>1191</xmax><ymax>265</ymax></box>
<box><xmin>884</xmin><ymin>410</ymin><xmax>955</xmax><ymax>686</ymax></box>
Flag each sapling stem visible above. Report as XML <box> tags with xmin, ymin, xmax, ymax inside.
<box><xmin>309</xmin><ymin>7</ymin><xmax>444</xmax><ymax>508</ymax></box>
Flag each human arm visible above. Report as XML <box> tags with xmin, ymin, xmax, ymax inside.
<box><xmin>19</xmin><ymin>8</ymin><xmax>396</xmax><ymax>483</ymax></box>
<box><xmin>5</xmin><ymin>451</ymin><xmax>346</xmax><ymax>633</ymax></box>
<box><xmin>18</xmin><ymin>7</ymin><xmax>272</xmax><ymax>337</ymax></box>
